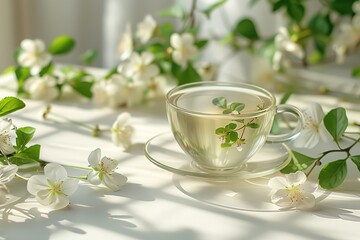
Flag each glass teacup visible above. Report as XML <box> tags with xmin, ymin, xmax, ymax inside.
<box><xmin>166</xmin><ymin>81</ymin><xmax>304</xmax><ymax>174</ymax></box>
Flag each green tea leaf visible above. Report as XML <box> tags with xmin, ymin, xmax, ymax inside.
<box><xmin>318</xmin><ymin>159</ymin><xmax>347</xmax><ymax>189</ymax></box>
<box><xmin>202</xmin><ymin>0</ymin><xmax>228</xmax><ymax>19</ymax></box>
<box><xmin>247</xmin><ymin>123</ymin><xmax>259</xmax><ymax>128</ymax></box>
<box><xmin>221</xmin><ymin>142</ymin><xmax>232</xmax><ymax>148</ymax></box>
<box><xmin>281</xmin><ymin>151</ymin><xmax>317</xmax><ymax>174</ymax></box>
<box><xmin>233</xmin><ymin>18</ymin><xmax>260</xmax><ymax>40</ymax></box>
<box><xmin>212</xmin><ymin>97</ymin><xmax>227</xmax><ymax>108</ymax></box>
<box><xmin>215</xmin><ymin>127</ymin><xmax>226</xmax><ymax>135</ymax></box>
<box><xmin>229</xmin><ymin>131</ymin><xmax>238</xmax><ymax>141</ymax></box>
<box><xmin>350</xmin><ymin>155</ymin><xmax>360</xmax><ymax>172</ymax></box>
<box><xmin>226</xmin><ymin>123</ymin><xmax>237</xmax><ymax>130</ymax></box>
<box><xmin>223</xmin><ymin>109</ymin><xmax>232</xmax><ymax>114</ymax></box>
<box><xmin>230</xmin><ymin>102</ymin><xmax>245</xmax><ymax>112</ymax></box>
<box><xmin>323</xmin><ymin>107</ymin><xmax>348</xmax><ymax>142</ymax></box>
<box><xmin>48</xmin><ymin>35</ymin><xmax>75</xmax><ymax>55</ymax></box>
<box><xmin>0</xmin><ymin>96</ymin><xmax>25</xmax><ymax>117</ymax></box>
<box><xmin>16</xmin><ymin>127</ymin><xmax>36</xmax><ymax>152</ymax></box>
<box><xmin>80</xmin><ymin>49</ymin><xmax>98</xmax><ymax>65</ymax></box>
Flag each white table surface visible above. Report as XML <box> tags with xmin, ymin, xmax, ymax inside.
<box><xmin>1</xmin><ymin>74</ymin><xmax>360</xmax><ymax>240</ymax></box>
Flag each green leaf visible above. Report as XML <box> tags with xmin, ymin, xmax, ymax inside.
<box><xmin>178</xmin><ymin>63</ymin><xmax>201</xmax><ymax>85</ymax></box>
<box><xmin>233</xmin><ymin>18</ymin><xmax>260</xmax><ymax>40</ymax></box>
<box><xmin>0</xmin><ymin>96</ymin><xmax>25</xmax><ymax>117</ymax></box>
<box><xmin>230</xmin><ymin>102</ymin><xmax>245</xmax><ymax>112</ymax></box>
<box><xmin>323</xmin><ymin>107</ymin><xmax>348</xmax><ymax>142</ymax></box>
<box><xmin>350</xmin><ymin>155</ymin><xmax>360</xmax><ymax>172</ymax></box>
<box><xmin>39</xmin><ymin>62</ymin><xmax>54</xmax><ymax>77</ymax></box>
<box><xmin>80</xmin><ymin>49</ymin><xmax>98</xmax><ymax>65</ymax></box>
<box><xmin>286</xmin><ymin>1</ymin><xmax>305</xmax><ymax>23</ymax></box>
<box><xmin>229</xmin><ymin>131</ymin><xmax>238</xmax><ymax>141</ymax></box>
<box><xmin>221</xmin><ymin>142</ymin><xmax>232</xmax><ymax>148</ymax></box>
<box><xmin>16</xmin><ymin>127</ymin><xmax>36</xmax><ymax>152</ymax></box>
<box><xmin>281</xmin><ymin>151</ymin><xmax>317</xmax><ymax>174</ymax></box>
<box><xmin>202</xmin><ymin>0</ymin><xmax>228</xmax><ymax>19</ymax></box>
<box><xmin>15</xmin><ymin>67</ymin><xmax>31</xmax><ymax>94</ymax></box>
<box><xmin>318</xmin><ymin>159</ymin><xmax>347</xmax><ymax>189</ymax></box>
<box><xmin>159</xmin><ymin>23</ymin><xmax>174</xmax><ymax>38</ymax></box>
<box><xmin>352</xmin><ymin>66</ymin><xmax>360</xmax><ymax>78</ymax></box>
<box><xmin>1</xmin><ymin>66</ymin><xmax>15</xmax><ymax>76</ymax></box>
<box><xmin>70</xmin><ymin>76</ymin><xmax>94</xmax><ymax>99</ymax></box>
<box><xmin>215</xmin><ymin>127</ymin><xmax>226</xmax><ymax>135</ymax></box>
<box><xmin>328</xmin><ymin>0</ymin><xmax>357</xmax><ymax>15</ymax></box>
<box><xmin>226</xmin><ymin>123</ymin><xmax>237</xmax><ymax>130</ymax></box>
<box><xmin>280</xmin><ymin>90</ymin><xmax>293</xmax><ymax>104</ymax></box>
<box><xmin>195</xmin><ymin>39</ymin><xmax>208</xmax><ymax>49</ymax></box>
<box><xmin>223</xmin><ymin>109</ymin><xmax>232</xmax><ymax>114</ymax></box>
<box><xmin>247</xmin><ymin>123</ymin><xmax>259</xmax><ymax>128</ymax></box>
<box><xmin>9</xmin><ymin>144</ymin><xmax>41</xmax><ymax>165</ymax></box>
<box><xmin>48</xmin><ymin>35</ymin><xmax>75</xmax><ymax>55</ymax></box>
<box><xmin>309</xmin><ymin>13</ymin><xmax>333</xmax><ymax>36</ymax></box>
<box><xmin>212</xmin><ymin>97</ymin><xmax>227</xmax><ymax>108</ymax></box>
<box><xmin>272</xmin><ymin>0</ymin><xmax>286</xmax><ymax>12</ymax></box>
<box><xmin>104</xmin><ymin>67</ymin><xmax>118</xmax><ymax>79</ymax></box>
<box><xmin>159</xmin><ymin>5</ymin><xmax>185</xmax><ymax>19</ymax></box>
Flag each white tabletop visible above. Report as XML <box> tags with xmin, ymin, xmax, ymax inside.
<box><xmin>1</xmin><ymin>74</ymin><xmax>360</xmax><ymax>240</ymax></box>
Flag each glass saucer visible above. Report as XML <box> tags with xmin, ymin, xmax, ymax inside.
<box><xmin>144</xmin><ymin>132</ymin><xmax>291</xmax><ymax>181</ymax></box>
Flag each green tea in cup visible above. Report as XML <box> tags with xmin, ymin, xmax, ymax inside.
<box><xmin>166</xmin><ymin>81</ymin><xmax>304</xmax><ymax>174</ymax></box>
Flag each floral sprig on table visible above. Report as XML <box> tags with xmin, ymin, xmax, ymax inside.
<box><xmin>0</xmin><ymin>96</ymin><xmax>128</xmax><ymax>210</ymax></box>
<box><xmin>268</xmin><ymin>99</ymin><xmax>360</xmax><ymax>210</ymax></box>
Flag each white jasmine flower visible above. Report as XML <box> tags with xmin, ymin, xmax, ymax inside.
<box><xmin>195</xmin><ymin>62</ymin><xmax>218</xmax><ymax>81</ymax></box>
<box><xmin>0</xmin><ymin>164</ymin><xmax>18</xmax><ymax>204</ymax></box>
<box><xmin>332</xmin><ymin>15</ymin><xmax>360</xmax><ymax>63</ymax></box>
<box><xmin>273</xmin><ymin>27</ymin><xmax>304</xmax><ymax>71</ymax></box>
<box><xmin>293</xmin><ymin>103</ymin><xmax>331</xmax><ymax>149</ymax></box>
<box><xmin>23</xmin><ymin>75</ymin><xmax>59</xmax><ymax>101</ymax></box>
<box><xmin>146</xmin><ymin>75</ymin><xmax>167</xmax><ymax>100</ymax></box>
<box><xmin>118</xmin><ymin>80</ymin><xmax>145</xmax><ymax>107</ymax></box>
<box><xmin>124</xmin><ymin>52</ymin><xmax>160</xmax><ymax>83</ymax></box>
<box><xmin>27</xmin><ymin>163</ymin><xmax>79</xmax><ymax>210</ymax></box>
<box><xmin>87</xmin><ymin>148</ymin><xmax>127</xmax><ymax>191</ymax></box>
<box><xmin>0</xmin><ymin>119</ymin><xmax>15</xmax><ymax>155</ymax></box>
<box><xmin>111</xmin><ymin>112</ymin><xmax>134</xmax><ymax>150</ymax></box>
<box><xmin>170</xmin><ymin>33</ymin><xmax>198</xmax><ymax>67</ymax></box>
<box><xmin>268</xmin><ymin>171</ymin><xmax>317</xmax><ymax>210</ymax></box>
<box><xmin>18</xmin><ymin>39</ymin><xmax>52</xmax><ymax>75</ymax></box>
<box><xmin>117</xmin><ymin>23</ymin><xmax>133</xmax><ymax>61</ymax></box>
<box><xmin>136</xmin><ymin>15</ymin><xmax>157</xmax><ymax>43</ymax></box>
<box><xmin>92</xmin><ymin>75</ymin><xmax>125</xmax><ymax>108</ymax></box>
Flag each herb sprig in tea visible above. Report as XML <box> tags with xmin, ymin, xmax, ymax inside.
<box><xmin>212</xmin><ymin>97</ymin><xmax>260</xmax><ymax>150</ymax></box>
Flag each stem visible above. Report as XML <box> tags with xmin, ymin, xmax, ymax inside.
<box><xmin>15</xmin><ymin>174</ymin><xmax>29</xmax><ymax>181</ymax></box>
<box><xmin>63</xmin><ymin>165</ymin><xmax>92</xmax><ymax>171</ymax></box>
<box><xmin>69</xmin><ymin>175</ymin><xmax>88</xmax><ymax>180</ymax></box>
<box><xmin>46</xmin><ymin>111</ymin><xmax>95</xmax><ymax>131</ymax></box>
<box><xmin>189</xmin><ymin>0</ymin><xmax>197</xmax><ymax>28</ymax></box>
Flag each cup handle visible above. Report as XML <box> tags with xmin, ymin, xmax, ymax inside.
<box><xmin>266</xmin><ymin>104</ymin><xmax>304</xmax><ymax>143</ymax></box>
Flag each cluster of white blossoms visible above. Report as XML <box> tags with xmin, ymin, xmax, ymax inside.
<box><xmin>17</xmin><ymin>39</ymin><xmax>60</xmax><ymax>101</ymax></box>
<box><xmin>333</xmin><ymin>0</ymin><xmax>360</xmax><ymax>63</ymax></box>
<box><xmin>93</xmin><ymin>14</ymin><xmax>217</xmax><ymax>108</ymax></box>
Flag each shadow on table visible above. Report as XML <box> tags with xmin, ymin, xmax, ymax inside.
<box><xmin>174</xmin><ymin>174</ymin><xmax>360</xmax><ymax>218</ymax></box>
<box><xmin>0</xmin><ymin>181</ymin><xmax>200</xmax><ymax>240</ymax></box>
